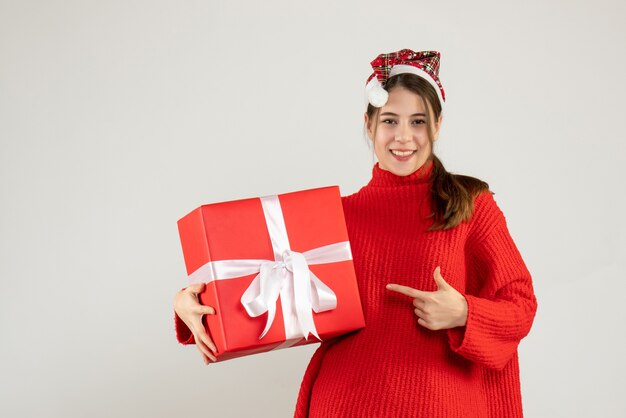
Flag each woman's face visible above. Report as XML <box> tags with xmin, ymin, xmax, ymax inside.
<box><xmin>365</xmin><ymin>87</ymin><xmax>442</xmax><ymax>176</ymax></box>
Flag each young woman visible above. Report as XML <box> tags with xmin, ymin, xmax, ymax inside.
<box><xmin>173</xmin><ymin>49</ymin><xmax>538</xmax><ymax>418</ymax></box>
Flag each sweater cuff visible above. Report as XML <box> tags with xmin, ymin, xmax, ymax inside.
<box><xmin>174</xmin><ymin>311</ymin><xmax>195</xmax><ymax>345</ymax></box>
<box><xmin>447</xmin><ymin>293</ymin><xmax>481</xmax><ymax>356</ymax></box>
<box><xmin>447</xmin><ymin>294</ymin><xmax>472</xmax><ymax>352</ymax></box>
<box><xmin>446</xmin><ymin>294</ymin><xmax>520</xmax><ymax>370</ymax></box>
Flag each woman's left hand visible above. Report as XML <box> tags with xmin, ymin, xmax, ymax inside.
<box><xmin>386</xmin><ymin>266</ymin><xmax>468</xmax><ymax>331</ymax></box>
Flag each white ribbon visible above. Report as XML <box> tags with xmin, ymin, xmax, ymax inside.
<box><xmin>187</xmin><ymin>194</ymin><xmax>352</xmax><ymax>341</ymax></box>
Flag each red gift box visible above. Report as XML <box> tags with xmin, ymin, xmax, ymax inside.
<box><xmin>177</xmin><ymin>185</ymin><xmax>365</xmax><ymax>362</ymax></box>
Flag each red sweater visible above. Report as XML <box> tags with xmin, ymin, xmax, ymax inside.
<box><xmin>294</xmin><ymin>160</ymin><xmax>537</xmax><ymax>417</ymax></box>
<box><xmin>175</xmin><ymin>160</ymin><xmax>537</xmax><ymax>418</ymax></box>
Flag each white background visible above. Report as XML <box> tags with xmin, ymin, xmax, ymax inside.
<box><xmin>1</xmin><ymin>0</ymin><xmax>625</xmax><ymax>417</ymax></box>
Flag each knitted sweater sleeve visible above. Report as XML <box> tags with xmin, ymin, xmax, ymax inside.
<box><xmin>446</xmin><ymin>191</ymin><xmax>538</xmax><ymax>370</ymax></box>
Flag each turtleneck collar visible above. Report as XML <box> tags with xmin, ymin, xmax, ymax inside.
<box><xmin>366</xmin><ymin>158</ymin><xmax>434</xmax><ymax>187</ymax></box>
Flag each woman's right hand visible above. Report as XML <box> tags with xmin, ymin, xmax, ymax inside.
<box><xmin>174</xmin><ymin>283</ymin><xmax>218</xmax><ymax>364</ymax></box>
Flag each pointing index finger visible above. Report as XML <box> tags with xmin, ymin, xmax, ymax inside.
<box><xmin>386</xmin><ymin>283</ymin><xmax>428</xmax><ymax>299</ymax></box>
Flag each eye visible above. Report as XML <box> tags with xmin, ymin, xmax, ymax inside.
<box><xmin>382</xmin><ymin>119</ymin><xmax>397</xmax><ymax>124</ymax></box>
<box><xmin>412</xmin><ymin>119</ymin><xmax>426</xmax><ymax>125</ymax></box>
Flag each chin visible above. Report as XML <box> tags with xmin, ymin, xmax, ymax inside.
<box><xmin>382</xmin><ymin>163</ymin><xmax>417</xmax><ymax>176</ymax></box>
<box><xmin>386</xmin><ymin>157</ymin><xmax>429</xmax><ymax>174</ymax></box>
<box><xmin>395</xmin><ymin>167</ymin><xmax>418</xmax><ymax>176</ymax></box>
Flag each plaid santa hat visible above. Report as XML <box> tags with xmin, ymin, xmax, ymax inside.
<box><xmin>365</xmin><ymin>49</ymin><xmax>446</xmax><ymax>113</ymax></box>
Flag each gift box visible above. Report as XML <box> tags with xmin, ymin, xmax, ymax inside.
<box><xmin>177</xmin><ymin>185</ymin><xmax>365</xmax><ymax>362</ymax></box>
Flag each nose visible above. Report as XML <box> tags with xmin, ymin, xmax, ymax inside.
<box><xmin>395</xmin><ymin>122</ymin><xmax>412</xmax><ymax>142</ymax></box>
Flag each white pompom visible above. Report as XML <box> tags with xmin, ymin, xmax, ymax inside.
<box><xmin>367</xmin><ymin>83</ymin><xmax>388</xmax><ymax>107</ymax></box>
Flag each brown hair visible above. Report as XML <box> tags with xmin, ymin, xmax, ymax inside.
<box><xmin>365</xmin><ymin>73</ymin><xmax>491</xmax><ymax>231</ymax></box>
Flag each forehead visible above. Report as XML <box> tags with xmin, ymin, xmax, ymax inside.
<box><xmin>381</xmin><ymin>87</ymin><xmax>427</xmax><ymax>114</ymax></box>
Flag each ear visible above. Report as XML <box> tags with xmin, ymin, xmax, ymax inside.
<box><xmin>364</xmin><ymin>112</ymin><xmax>373</xmax><ymax>140</ymax></box>
<box><xmin>433</xmin><ymin>114</ymin><xmax>443</xmax><ymax>142</ymax></box>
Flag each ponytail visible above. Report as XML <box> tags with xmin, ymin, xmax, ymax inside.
<box><xmin>428</xmin><ymin>155</ymin><xmax>491</xmax><ymax>231</ymax></box>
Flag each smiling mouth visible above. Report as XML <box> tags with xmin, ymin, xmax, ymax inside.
<box><xmin>390</xmin><ymin>149</ymin><xmax>417</xmax><ymax>157</ymax></box>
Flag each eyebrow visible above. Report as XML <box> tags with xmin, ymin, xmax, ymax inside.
<box><xmin>379</xmin><ymin>112</ymin><xmax>426</xmax><ymax>117</ymax></box>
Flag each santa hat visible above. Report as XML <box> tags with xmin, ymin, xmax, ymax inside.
<box><xmin>365</xmin><ymin>49</ymin><xmax>446</xmax><ymax>113</ymax></box>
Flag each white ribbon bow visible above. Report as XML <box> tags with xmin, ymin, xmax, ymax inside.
<box><xmin>187</xmin><ymin>194</ymin><xmax>352</xmax><ymax>341</ymax></box>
